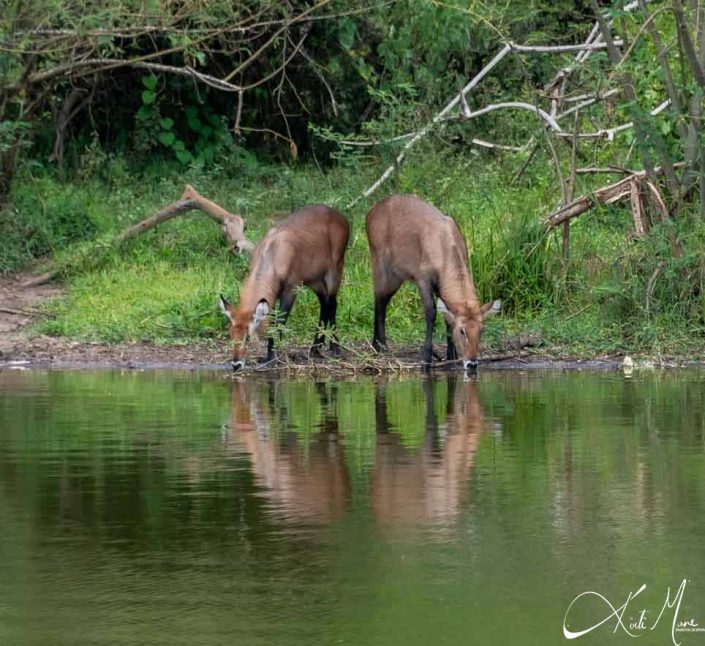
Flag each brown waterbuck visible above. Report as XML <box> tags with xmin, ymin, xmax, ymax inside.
<box><xmin>219</xmin><ymin>205</ymin><xmax>349</xmax><ymax>371</ymax></box>
<box><xmin>366</xmin><ymin>194</ymin><xmax>501</xmax><ymax>372</ymax></box>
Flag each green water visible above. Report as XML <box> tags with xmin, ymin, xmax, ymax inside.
<box><xmin>1</xmin><ymin>369</ymin><xmax>704</xmax><ymax>646</ymax></box>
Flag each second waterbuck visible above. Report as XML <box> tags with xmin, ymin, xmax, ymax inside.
<box><xmin>220</xmin><ymin>205</ymin><xmax>349</xmax><ymax>371</ymax></box>
<box><xmin>366</xmin><ymin>194</ymin><xmax>500</xmax><ymax>372</ymax></box>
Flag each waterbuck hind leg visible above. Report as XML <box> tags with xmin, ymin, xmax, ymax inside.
<box><xmin>372</xmin><ymin>292</ymin><xmax>393</xmax><ymax>352</ymax></box>
<box><xmin>310</xmin><ymin>292</ymin><xmax>328</xmax><ymax>358</ymax></box>
<box><xmin>327</xmin><ymin>294</ymin><xmax>342</xmax><ymax>356</ymax></box>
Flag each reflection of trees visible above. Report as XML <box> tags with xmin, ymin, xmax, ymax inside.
<box><xmin>225</xmin><ymin>376</ymin><xmax>488</xmax><ymax>528</ymax></box>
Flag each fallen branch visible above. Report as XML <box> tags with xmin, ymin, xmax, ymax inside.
<box><xmin>482</xmin><ymin>350</ymin><xmax>533</xmax><ymax>362</ymax></box>
<box><xmin>115</xmin><ymin>184</ymin><xmax>254</xmax><ymax>254</ymax></box>
<box><xmin>21</xmin><ymin>185</ymin><xmax>254</xmax><ymax>287</ymax></box>
<box><xmin>545</xmin><ymin>175</ymin><xmax>636</xmax><ymax>228</ymax></box>
<box><xmin>576</xmin><ymin>161</ymin><xmax>687</xmax><ymax>175</ymax></box>
<box><xmin>544</xmin><ymin>173</ymin><xmax>670</xmax><ymax>231</ymax></box>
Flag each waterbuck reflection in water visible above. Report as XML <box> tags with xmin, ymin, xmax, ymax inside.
<box><xmin>220</xmin><ymin>376</ymin><xmax>491</xmax><ymax>528</ymax></box>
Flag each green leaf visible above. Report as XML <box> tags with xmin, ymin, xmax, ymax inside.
<box><xmin>172</xmin><ymin>140</ymin><xmax>186</xmax><ymax>151</ymax></box>
<box><xmin>195</xmin><ymin>51</ymin><xmax>206</xmax><ymax>66</ymax></box>
<box><xmin>175</xmin><ymin>150</ymin><xmax>193</xmax><ymax>164</ymax></box>
<box><xmin>159</xmin><ymin>117</ymin><xmax>174</xmax><ymax>130</ymax></box>
<box><xmin>338</xmin><ymin>18</ymin><xmax>357</xmax><ymax>49</ymax></box>
<box><xmin>141</xmin><ymin>90</ymin><xmax>156</xmax><ymax>105</ymax></box>
<box><xmin>157</xmin><ymin>131</ymin><xmax>176</xmax><ymax>147</ymax></box>
<box><xmin>141</xmin><ymin>75</ymin><xmax>157</xmax><ymax>91</ymax></box>
<box><xmin>187</xmin><ymin>116</ymin><xmax>203</xmax><ymax>133</ymax></box>
<box><xmin>136</xmin><ymin>105</ymin><xmax>153</xmax><ymax>120</ymax></box>
<box><xmin>201</xmin><ymin>144</ymin><xmax>215</xmax><ymax>163</ymax></box>
<box><xmin>184</xmin><ymin>105</ymin><xmax>198</xmax><ymax>120</ymax></box>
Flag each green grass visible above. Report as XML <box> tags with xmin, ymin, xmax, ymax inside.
<box><xmin>5</xmin><ymin>142</ymin><xmax>705</xmax><ymax>359</ymax></box>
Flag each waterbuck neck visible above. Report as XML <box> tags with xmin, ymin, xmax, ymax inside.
<box><xmin>238</xmin><ymin>270</ymin><xmax>279</xmax><ymax>316</ymax></box>
<box><xmin>438</xmin><ymin>268</ymin><xmax>481</xmax><ymax>320</ymax></box>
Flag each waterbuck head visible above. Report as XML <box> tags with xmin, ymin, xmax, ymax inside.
<box><xmin>437</xmin><ymin>298</ymin><xmax>502</xmax><ymax>372</ymax></box>
<box><xmin>219</xmin><ymin>295</ymin><xmax>270</xmax><ymax>371</ymax></box>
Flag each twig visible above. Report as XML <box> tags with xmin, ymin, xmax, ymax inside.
<box><xmin>0</xmin><ymin>306</ymin><xmax>44</xmax><ymax>316</ymax></box>
<box><xmin>565</xmin><ymin>304</ymin><xmax>592</xmax><ymax>321</ymax></box>
<box><xmin>645</xmin><ymin>261</ymin><xmax>665</xmax><ymax>317</ymax></box>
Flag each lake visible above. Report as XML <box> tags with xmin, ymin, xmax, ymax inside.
<box><xmin>1</xmin><ymin>369</ymin><xmax>704</xmax><ymax>645</ymax></box>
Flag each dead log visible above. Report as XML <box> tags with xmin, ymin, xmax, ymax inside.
<box><xmin>544</xmin><ymin>173</ymin><xmax>671</xmax><ymax>243</ymax></box>
<box><xmin>544</xmin><ymin>175</ymin><xmax>635</xmax><ymax>228</ymax></box>
<box><xmin>114</xmin><ymin>184</ymin><xmax>254</xmax><ymax>253</ymax></box>
<box><xmin>22</xmin><ymin>184</ymin><xmax>254</xmax><ymax>287</ymax></box>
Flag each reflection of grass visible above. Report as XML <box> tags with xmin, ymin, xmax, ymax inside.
<box><xmin>336</xmin><ymin>381</ymin><xmax>377</xmax><ymax>478</ymax></box>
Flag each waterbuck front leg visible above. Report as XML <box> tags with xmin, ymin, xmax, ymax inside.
<box><xmin>311</xmin><ymin>292</ymin><xmax>329</xmax><ymax>358</ymax></box>
<box><xmin>311</xmin><ymin>293</ymin><xmax>340</xmax><ymax>357</ymax></box>
<box><xmin>266</xmin><ymin>287</ymin><xmax>296</xmax><ymax>363</ymax></box>
<box><xmin>446</xmin><ymin>322</ymin><xmax>458</xmax><ymax>361</ymax></box>
<box><xmin>418</xmin><ymin>281</ymin><xmax>436</xmax><ymax>371</ymax></box>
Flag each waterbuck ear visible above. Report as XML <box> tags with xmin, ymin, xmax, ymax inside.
<box><xmin>437</xmin><ymin>299</ymin><xmax>456</xmax><ymax>325</ymax></box>
<box><xmin>249</xmin><ymin>299</ymin><xmax>270</xmax><ymax>336</ymax></box>
<box><xmin>219</xmin><ymin>295</ymin><xmax>233</xmax><ymax>323</ymax></box>
<box><xmin>482</xmin><ymin>299</ymin><xmax>502</xmax><ymax>319</ymax></box>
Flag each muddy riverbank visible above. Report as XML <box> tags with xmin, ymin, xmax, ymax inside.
<box><xmin>2</xmin><ymin>273</ymin><xmax>701</xmax><ymax>373</ymax></box>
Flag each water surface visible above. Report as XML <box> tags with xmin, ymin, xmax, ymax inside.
<box><xmin>1</xmin><ymin>369</ymin><xmax>704</xmax><ymax>645</ymax></box>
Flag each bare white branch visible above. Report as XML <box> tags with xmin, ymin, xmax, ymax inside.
<box><xmin>349</xmin><ymin>43</ymin><xmax>512</xmax><ymax>206</ymax></box>
<box><xmin>471</xmin><ymin>138</ymin><xmax>526</xmax><ymax>152</ymax></box>
<box><xmin>508</xmin><ymin>39</ymin><xmax>622</xmax><ymax>53</ymax></box>
<box><xmin>556</xmin><ymin>89</ymin><xmax>620</xmax><ymax>121</ymax></box>
<box><xmin>456</xmin><ymin>101</ymin><xmax>564</xmax><ymax>132</ymax></box>
<box><xmin>555</xmin><ymin>98</ymin><xmax>671</xmax><ymax>140</ymax></box>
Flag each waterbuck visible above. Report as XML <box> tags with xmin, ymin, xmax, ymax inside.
<box><xmin>219</xmin><ymin>205</ymin><xmax>349</xmax><ymax>371</ymax></box>
<box><xmin>366</xmin><ymin>194</ymin><xmax>500</xmax><ymax>372</ymax></box>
